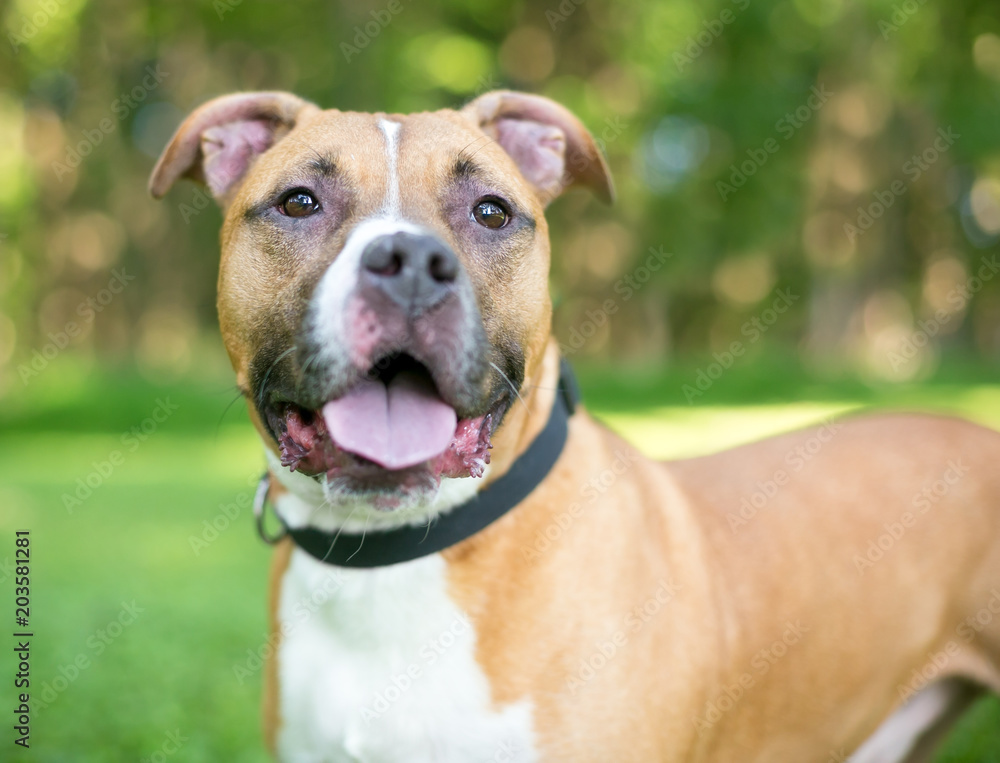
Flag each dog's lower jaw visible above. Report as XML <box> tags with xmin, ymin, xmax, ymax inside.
<box><xmin>263</xmin><ymin>447</ymin><xmax>487</xmax><ymax>534</ymax></box>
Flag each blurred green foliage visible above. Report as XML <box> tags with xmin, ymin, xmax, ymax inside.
<box><xmin>1</xmin><ymin>0</ymin><xmax>999</xmax><ymax>392</ymax></box>
<box><xmin>3</xmin><ymin>0</ymin><xmax>1000</xmax><ymax>759</ymax></box>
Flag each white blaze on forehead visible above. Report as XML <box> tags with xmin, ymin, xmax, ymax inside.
<box><xmin>306</xmin><ymin>119</ymin><xmax>411</xmax><ymax>374</ymax></box>
<box><xmin>378</xmin><ymin>118</ymin><xmax>402</xmax><ymax>218</ymax></box>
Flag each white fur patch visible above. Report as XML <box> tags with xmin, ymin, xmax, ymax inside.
<box><xmin>275</xmin><ymin>548</ymin><xmax>538</xmax><ymax>763</ymax></box>
<box><xmin>265</xmin><ymin>448</ymin><xmax>487</xmax><ymax>534</ymax></box>
<box><xmin>378</xmin><ymin>119</ymin><xmax>402</xmax><ymax>218</ymax></box>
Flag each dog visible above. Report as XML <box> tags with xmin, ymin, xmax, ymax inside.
<box><xmin>149</xmin><ymin>89</ymin><xmax>1000</xmax><ymax>762</ymax></box>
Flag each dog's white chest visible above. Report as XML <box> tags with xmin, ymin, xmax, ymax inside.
<box><xmin>275</xmin><ymin>549</ymin><xmax>537</xmax><ymax>763</ymax></box>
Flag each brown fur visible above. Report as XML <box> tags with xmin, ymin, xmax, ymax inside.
<box><xmin>446</xmin><ymin>365</ymin><xmax>1000</xmax><ymax>759</ymax></box>
<box><xmin>150</xmin><ymin>93</ymin><xmax>1000</xmax><ymax>761</ymax></box>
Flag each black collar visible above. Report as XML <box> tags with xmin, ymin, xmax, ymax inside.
<box><xmin>254</xmin><ymin>358</ymin><xmax>579</xmax><ymax>568</ymax></box>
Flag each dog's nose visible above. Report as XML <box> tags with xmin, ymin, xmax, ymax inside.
<box><xmin>360</xmin><ymin>232</ymin><xmax>459</xmax><ymax>314</ymax></box>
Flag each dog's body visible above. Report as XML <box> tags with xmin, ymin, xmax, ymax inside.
<box><xmin>151</xmin><ymin>90</ymin><xmax>1000</xmax><ymax>762</ymax></box>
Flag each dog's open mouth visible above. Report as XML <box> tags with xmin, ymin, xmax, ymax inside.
<box><xmin>266</xmin><ymin>354</ymin><xmax>501</xmax><ymax>487</ymax></box>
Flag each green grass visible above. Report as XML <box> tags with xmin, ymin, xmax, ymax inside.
<box><xmin>2</xmin><ymin>355</ymin><xmax>1000</xmax><ymax>761</ymax></box>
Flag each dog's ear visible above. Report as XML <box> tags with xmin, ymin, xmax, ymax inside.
<box><xmin>148</xmin><ymin>91</ymin><xmax>318</xmax><ymax>204</ymax></box>
<box><xmin>463</xmin><ymin>90</ymin><xmax>614</xmax><ymax>206</ymax></box>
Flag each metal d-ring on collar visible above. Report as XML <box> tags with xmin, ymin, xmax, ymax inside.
<box><xmin>253</xmin><ymin>472</ymin><xmax>287</xmax><ymax>545</ymax></box>
<box><xmin>253</xmin><ymin>357</ymin><xmax>580</xmax><ymax>566</ymax></box>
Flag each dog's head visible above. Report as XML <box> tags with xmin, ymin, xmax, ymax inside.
<box><xmin>150</xmin><ymin>90</ymin><xmax>612</xmax><ymax>511</ymax></box>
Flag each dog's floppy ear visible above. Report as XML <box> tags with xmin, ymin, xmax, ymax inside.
<box><xmin>148</xmin><ymin>91</ymin><xmax>317</xmax><ymax>204</ymax></box>
<box><xmin>463</xmin><ymin>90</ymin><xmax>614</xmax><ymax>206</ymax></box>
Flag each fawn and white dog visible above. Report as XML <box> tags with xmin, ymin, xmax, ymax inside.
<box><xmin>150</xmin><ymin>90</ymin><xmax>1000</xmax><ymax>762</ymax></box>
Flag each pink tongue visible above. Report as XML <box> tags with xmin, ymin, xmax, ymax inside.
<box><xmin>321</xmin><ymin>371</ymin><xmax>458</xmax><ymax>470</ymax></box>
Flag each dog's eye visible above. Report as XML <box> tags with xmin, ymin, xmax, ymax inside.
<box><xmin>472</xmin><ymin>199</ymin><xmax>509</xmax><ymax>229</ymax></box>
<box><xmin>279</xmin><ymin>189</ymin><xmax>320</xmax><ymax>217</ymax></box>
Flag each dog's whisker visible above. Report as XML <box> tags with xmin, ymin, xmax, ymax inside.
<box><xmin>257</xmin><ymin>345</ymin><xmax>298</xmax><ymax>409</ymax></box>
<box><xmin>460</xmin><ymin>134</ymin><xmax>498</xmax><ymax>162</ymax></box>
<box><xmin>216</xmin><ymin>386</ymin><xmax>246</xmax><ymax>436</ymax></box>
<box><xmin>519</xmin><ymin>382</ymin><xmax>559</xmax><ymax>393</ymax></box>
<box><xmin>307</xmin><ymin>485</ymin><xmax>335</xmax><ymax>524</ymax></box>
<box><xmin>320</xmin><ymin>504</ymin><xmax>360</xmax><ymax>563</ymax></box>
<box><xmin>418</xmin><ymin>514</ymin><xmax>435</xmax><ymax>544</ymax></box>
<box><xmin>343</xmin><ymin>515</ymin><xmax>371</xmax><ymax>564</ymax></box>
<box><xmin>490</xmin><ymin>361</ymin><xmax>529</xmax><ymax>414</ymax></box>
<box><xmin>301</xmin><ymin>349</ymin><xmax>318</xmax><ymax>374</ymax></box>
<box><xmin>415</xmin><ymin>480</ymin><xmax>447</xmax><ymax>543</ymax></box>
<box><xmin>456</xmin><ymin>135</ymin><xmax>494</xmax><ymax>165</ymax></box>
